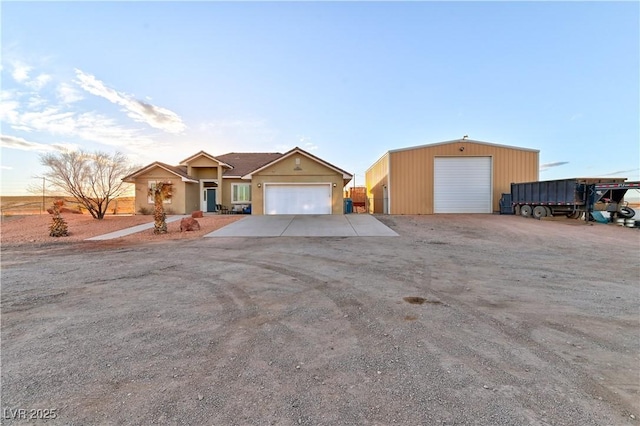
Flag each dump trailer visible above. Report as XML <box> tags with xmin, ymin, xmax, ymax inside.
<box><xmin>509</xmin><ymin>178</ymin><xmax>639</xmax><ymax>220</ymax></box>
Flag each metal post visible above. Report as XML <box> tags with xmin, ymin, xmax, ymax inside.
<box><xmin>42</xmin><ymin>177</ymin><xmax>45</xmax><ymax>215</ymax></box>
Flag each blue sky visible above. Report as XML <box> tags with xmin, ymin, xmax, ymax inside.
<box><xmin>2</xmin><ymin>1</ymin><xmax>639</xmax><ymax>196</ymax></box>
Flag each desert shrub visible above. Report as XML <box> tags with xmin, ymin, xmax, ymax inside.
<box><xmin>138</xmin><ymin>206</ymin><xmax>152</xmax><ymax>215</ymax></box>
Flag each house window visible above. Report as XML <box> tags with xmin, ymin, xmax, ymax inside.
<box><xmin>232</xmin><ymin>183</ymin><xmax>251</xmax><ymax>203</ymax></box>
<box><xmin>147</xmin><ymin>180</ymin><xmax>172</xmax><ymax>204</ymax></box>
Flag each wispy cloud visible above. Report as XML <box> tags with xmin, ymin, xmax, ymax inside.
<box><xmin>0</xmin><ymin>91</ymin><xmax>20</xmax><ymax>123</ymax></box>
<box><xmin>570</xmin><ymin>113</ymin><xmax>583</xmax><ymax>121</ymax></box>
<box><xmin>598</xmin><ymin>168</ymin><xmax>640</xmax><ymax>176</ymax></box>
<box><xmin>0</xmin><ymin>86</ymin><xmax>158</xmax><ymax>155</ymax></box>
<box><xmin>25</xmin><ymin>73</ymin><xmax>52</xmax><ymax>90</ymax></box>
<box><xmin>0</xmin><ymin>134</ymin><xmax>75</xmax><ymax>153</ymax></box>
<box><xmin>540</xmin><ymin>161</ymin><xmax>569</xmax><ymax>171</ymax></box>
<box><xmin>11</xmin><ymin>61</ymin><xmax>32</xmax><ymax>83</ymax></box>
<box><xmin>1</xmin><ymin>165</ymin><xmax>14</xmax><ymax>170</ymax></box>
<box><xmin>74</xmin><ymin>69</ymin><xmax>186</xmax><ymax>134</ymax></box>
<box><xmin>56</xmin><ymin>83</ymin><xmax>83</xmax><ymax>104</ymax></box>
<box><xmin>8</xmin><ymin>60</ymin><xmax>52</xmax><ymax>90</ymax></box>
<box><xmin>297</xmin><ymin>136</ymin><xmax>319</xmax><ymax>151</ymax></box>
<box><xmin>0</xmin><ymin>94</ymin><xmax>157</xmax><ymax>152</ymax></box>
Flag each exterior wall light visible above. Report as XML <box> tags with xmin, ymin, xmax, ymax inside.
<box><xmin>333</xmin><ymin>183</ymin><xmax>337</xmax><ymax>187</ymax></box>
<box><xmin>257</xmin><ymin>183</ymin><xmax>261</xmax><ymax>188</ymax></box>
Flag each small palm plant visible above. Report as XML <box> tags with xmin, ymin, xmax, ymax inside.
<box><xmin>148</xmin><ymin>182</ymin><xmax>173</xmax><ymax>234</ymax></box>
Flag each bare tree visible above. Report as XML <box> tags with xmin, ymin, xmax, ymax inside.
<box><xmin>40</xmin><ymin>150</ymin><xmax>137</xmax><ymax>220</ymax></box>
<box><xmin>149</xmin><ymin>182</ymin><xmax>173</xmax><ymax>234</ymax></box>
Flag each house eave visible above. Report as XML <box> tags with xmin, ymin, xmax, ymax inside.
<box><xmin>388</xmin><ymin>139</ymin><xmax>540</xmax><ymax>154</ymax></box>
<box><xmin>179</xmin><ymin>151</ymin><xmax>234</xmax><ymax>169</ymax></box>
<box><xmin>241</xmin><ymin>147</ymin><xmax>353</xmax><ymax>180</ymax></box>
<box><xmin>122</xmin><ymin>162</ymin><xmax>193</xmax><ymax>183</ymax></box>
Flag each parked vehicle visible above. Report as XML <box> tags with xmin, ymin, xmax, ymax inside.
<box><xmin>508</xmin><ymin>178</ymin><xmax>640</xmax><ymax>220</ymax></box>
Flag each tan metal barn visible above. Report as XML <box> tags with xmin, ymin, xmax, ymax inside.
<box><xmin>365</xmin><ymin>138</ymin><xmax>539</xmax><ymax>214</ymax></box>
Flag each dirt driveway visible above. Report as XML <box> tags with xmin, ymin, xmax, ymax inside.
<box><xmin>1</xmin><ymin>215</ymin><xmax>638</xmax><ymax>425</ymax></box>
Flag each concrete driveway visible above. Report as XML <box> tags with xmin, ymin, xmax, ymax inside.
<box><xmin>204</xmin><ymin>214</ymin><xmax>398</xmax><ymax>237</ymax></box>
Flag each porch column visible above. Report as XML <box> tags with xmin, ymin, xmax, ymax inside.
<box><xmin>217</xmin><ymin>165</ymin><xmax>223</xmax><ymax>204</ymax></box>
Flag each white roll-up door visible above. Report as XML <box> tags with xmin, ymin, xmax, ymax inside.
<box><xmin>264</xmin><ymin>184</ymin><xmax>332</xmax><ymax>215</ymax></box>
<box><xmin>434</xmin><ymin>157</ymin><xmax>492</xmax><ymax>213</ymax></box>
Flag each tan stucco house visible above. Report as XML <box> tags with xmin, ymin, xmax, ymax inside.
<box><xmin>123</xmin><ymin>147</ymin><xmax>353</xmax><ymax>215</ymax></box>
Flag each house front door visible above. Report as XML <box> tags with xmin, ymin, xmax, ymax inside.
<box><xmin>206</xmin><ymin>188</ymin><xmax>217</xmax><ymax>212</ymax></box>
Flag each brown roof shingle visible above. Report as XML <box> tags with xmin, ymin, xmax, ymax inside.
<box><xmin>216</xmin><ymin>152</ymin><xmax>284</xmax><ymax>177</ymax></box>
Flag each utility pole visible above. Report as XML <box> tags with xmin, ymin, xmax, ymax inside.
<box><xmin>42</xmin><ymin>177</ymin><xmax>45</xmax><ymax>214</ymax></box>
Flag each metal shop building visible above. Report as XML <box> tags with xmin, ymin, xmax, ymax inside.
<box><xmin>365</xmin><ymin>138</ymin><xmax>539</xmax><ymax>214</ymax></box>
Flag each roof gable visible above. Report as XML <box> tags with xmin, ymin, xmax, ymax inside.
<box><xmin>389</xmin><ymin>138</ymin><xmax>539</xmax><ymax>154</ymax></box>
<box><xmin>179</xmin><ymin>150</ymin><xmax>233</xmax><ymax>168</ymax></box>
<box><xmin>242</xmin><ymin>147</ymin><xmax>353</xmax><ymax>180</ymax></box>
<box><xmin>122</xmin><ymin>162</ymin><xmax>197</xmax><ymax>183</ymax></box>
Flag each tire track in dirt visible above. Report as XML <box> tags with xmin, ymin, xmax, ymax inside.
<box><xmin>397</xmin><ymin>252</ymin><xmax>638</xmax><ymax>421</ymax></box>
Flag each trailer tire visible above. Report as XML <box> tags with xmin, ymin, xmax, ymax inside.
<box><xmin>567</xmin><ymin>211</ymin><xmax>583</xmax><ymax>220</ymax></box>
<box><xmin>520</xmin><ymin>205</ymin><xmax>532</xmax><ymax>218</ymax></box>
<box><xmin>544</xmin><ymin>206</ymin><xmax>552</xmax><ymax>217</ymax></box>
<box><xmin>617</xmin><ymin>207</ymin><xmax>635</xmax><ymax>219</ymax></box>
<box><xmin>533</xmin><ymin>206</ymin><xmax>547</xmax><ymax>219</ymax></box>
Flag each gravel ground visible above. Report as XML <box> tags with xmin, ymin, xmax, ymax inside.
<box><xmin>1</xmin><ymin>214</ymin><xmax>638</xmax><ymax>425</ymax></box>
<box><xmin>0</xmin><ymin>213</ymin><xmax>243</xmax><ymax>246</ymax></box>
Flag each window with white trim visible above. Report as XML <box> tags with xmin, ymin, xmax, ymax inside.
<box><xmin>147</xmin><ymin>180</ymin><xmax>172</xmax><ymax>204</ymax></box>
<box><xmin>232</xmin><ymin>183</ymin><xmax>251</xmax><ymax>203</ymax></box>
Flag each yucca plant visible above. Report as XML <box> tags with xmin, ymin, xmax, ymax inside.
<box><xmin>148</xmin><ymin>182</ymin><xmax>173</xmax><ymax>234</ymax></box>
<box><xmin>49</xmin><ymin>200</ymin><xmax>69</xmax><ymax>237</ymax></box>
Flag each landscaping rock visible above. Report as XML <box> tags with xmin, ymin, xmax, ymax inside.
<box><xmin>180</xmin><ymin>217</ymin><xmax>200</xmax><ymax>232</ymax></box>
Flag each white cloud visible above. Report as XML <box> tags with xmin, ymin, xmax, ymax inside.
<box><xmin>303</xmin><ymin>142</ymin><xmax>318</xmax><ymax>151</ymax></box>
<box><xmin>0</xmin><ymin>91</ymin><xmax>20</xmax><ymax>123</ymax></box>
<box><xmin>74</xmin><ymin>69</ymin><xmax>186</xmax><ymax>134</ymax></box>
<box><xmin>297</xmin><ymin>136</ymin><xmax>318</xmax><ymax>151</ymax></box>
<box><xmin>8</xmin><ymin>60</ymin><xmax>51</xmax><ymax>90</ymax></box>
<box><xmin>57</xmin><ymin>83</ymin><xmax>84</xmax><ymax>104</ymax></box>
<box><xmin>11</xmin><ymin>61</ymin><xmax>32</xmax><ymax>83</ymax></box>
<box><xmin>1</xmin><ymin>165</ymin><xmax>13</xmax><ymax>170</ymax></box>
<box><xmin>1</xmin><ymin>89</ymin><xmax>158</xmax><ymax>155</ymax></box>
<box><xmin>0</xmin><ymin>134</ymin><xmax>66</xmax><ymax>152</ymax></box>
<box><xmin>25</xmin><ymin>73</ymin><xmax>52</xmax><ymax>90</ymax></box>
<box><xmin>27</xmin><ymin>95</ymin><xmax>48</xmax><ymax>109</ymax></box>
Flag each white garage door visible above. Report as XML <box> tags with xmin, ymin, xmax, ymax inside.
<box><xmin>434</xmin><ymin>157</ymin><xmax>492</xmax><ymax>213</ymax></box>
<box><xmin>264</xmin><ymin>184</ymin><xmax>332</xmax><ymax>215</ymax></box>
